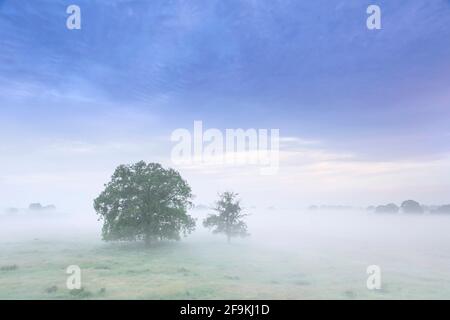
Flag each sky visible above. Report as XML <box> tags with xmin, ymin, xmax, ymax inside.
<box><xmin>0</xmin><ymin>0</ymin><xmax>449</xmax><ymax>213</ymax></box>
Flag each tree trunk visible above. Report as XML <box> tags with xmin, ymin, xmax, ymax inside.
<box><xmin>227</xmin><ymin>234</ymin><xmax>231</xmax><ymax>244</ymax></box>
<box><xmin>144</xmin><ymin>235</ymin><xmax>152</xmax><ymax>247</ymax></box>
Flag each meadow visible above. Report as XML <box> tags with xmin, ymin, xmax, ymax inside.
<box><xmin>1</xmin><ymin>210</ymin><xmax>450</xmax><ymax>299</ymax></box>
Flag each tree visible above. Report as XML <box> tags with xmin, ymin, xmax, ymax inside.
<box><xmin>28</xmin><ymin>203</ymin><xmax>56</xmax><ymax>211</ymax></box>
<box><xmin>29</xmin><ymin>203</ymin><xmax>43</xmax><ymax>211</ymax></box>
<box><xmin>203</xmin><ymin>192</ymin><xmax>249</xmax><ymax>243</ymax></box>
<box><xmin>375</xmin><ymin>203</ymin><xmax>399</xmax><ymax>214</ymax></box>
<box><xmin>94</xmin><ymin>161</ymin><xmax>195</xmax><ymax>245</ymax></box>
<box><xmin>401</xmin><ymin>200</ymin><xmax>424</xmax><ymax>214</ymax></box>
<box><xmin>433</xmin><ymin>205</ymin><xmax>450</xmax><ymax>214</ymax></box>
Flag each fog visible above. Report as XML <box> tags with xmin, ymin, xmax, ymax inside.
<box><xmin>5</xmin><ymin>207</ymin><xmax>450</xmax><ymax>246</ymax></box>
<box><xmin>2</xmin><ymin>207</ymin><xmax>450</xmax><ymax>299</ymax></box>
<box><xmin>1</xmin><ymin>0</ymin><xmax>450</xmax><ymax>301</ymax></box>
<box><xmin>3</xmin><ymin>207</ymin><xmax>450</xmax><ymax>262</ymax></box>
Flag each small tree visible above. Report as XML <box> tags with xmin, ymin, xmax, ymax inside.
<box><xmin>203</xmin><ymin>192</ymin><xmax>249</xmax><ymax>243</ymax></box>
<box><xmin>94</xmin><ymin>161</ymin><xmax>195</xmax><ymax>245</ymax></box>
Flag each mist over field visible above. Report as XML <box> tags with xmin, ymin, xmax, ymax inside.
<box><xmin>1</xmin><ymin>0</ymin><xmax>450</xmax><ymax>301</ymax></box>
<box><xmin>2</xmin><ymin>206</ymin><xmax>450</xmax><ymax>299</ymax></box>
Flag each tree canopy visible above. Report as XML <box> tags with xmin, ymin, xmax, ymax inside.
<box><xmin>401</xmin><ymin>200</ymin><xmax>424</xmax><ymax>214</ymax></box>
<box><xmin>94</xmin><ymin>161</ymin><xmax>195</xmax><ymax>244</ymax></box>
<box><xmin>375</xmin><ymin>203</ymin><xmax>399</xmax><ymax>214</ymax></box>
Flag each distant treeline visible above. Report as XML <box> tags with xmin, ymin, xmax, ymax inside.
<box><xmin>368</xmin><ymin>200</ymin><xmax>450</xmax><ymax>214</ymax></box>
<box><xmin>2</xmin><ymin>203</ymin><xmax>56</xmax><ymax>215</ymax></box>
<box><xmin>308</xmin><ymin>201</ymin><xmax>450</xmax><ymax>214</ymax></box>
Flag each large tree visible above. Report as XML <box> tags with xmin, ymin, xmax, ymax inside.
<box><xmin>203</xmin><ymin>192</ymin><xmax>249</xmax><ymax>243</ymax></box>
<box><xmin>94</xmin><ymin>161</ymin><xmax>195</xmax><ymax>245</ymax></box>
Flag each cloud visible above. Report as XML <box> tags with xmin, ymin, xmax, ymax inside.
<box><xmin>170</xmin><ymin>136</ymin><xmax>450</xmax><ymax>205</ymax></box>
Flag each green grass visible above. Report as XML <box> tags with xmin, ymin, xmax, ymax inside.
<box><xmin>1</xmin><ymin>237</ymin><xmax>450</xmax><ymax>299</ymax></box>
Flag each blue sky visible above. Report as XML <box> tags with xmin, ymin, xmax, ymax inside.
<box><xmin>0</xmin><ymin>0</ymin><xmax>449</xmax><ymax>210</ymax></box>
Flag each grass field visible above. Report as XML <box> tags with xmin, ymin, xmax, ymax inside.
<box><xmin>2</xmin><ymin>211</ymin><xmax>450</xmax><ymax>299</ymax></box>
